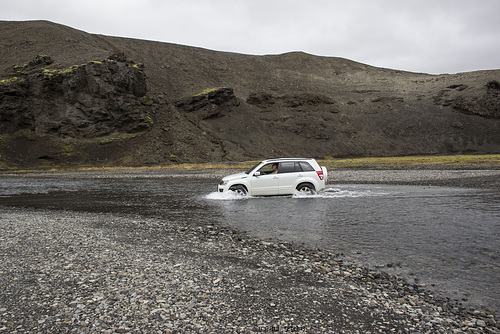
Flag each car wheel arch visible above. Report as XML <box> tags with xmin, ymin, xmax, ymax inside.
<box><xmin>229</xmin><ymin>184</ymin><xmax>248</xmax><ymax>194</ymax></box>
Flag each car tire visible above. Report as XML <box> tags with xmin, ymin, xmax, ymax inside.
<box><xmin>296</xmin><ymin>183</ymin><xmax>316</xmax><ymax>195</ymax></box>
<box><xmin>229</xmin><ymin>185</ymin><xmax>247</xmax><ymax>196</ymax></box>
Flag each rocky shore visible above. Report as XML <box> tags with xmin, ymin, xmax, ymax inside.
<box><xmin>1</xmin><ymin>168</ymin><xmax>499</xmax><ymax>333</ymax></box>
<box><xmin>327</xmin><ymin>167</ymin><xmax>500</xmax><ymax>189</ymax></box>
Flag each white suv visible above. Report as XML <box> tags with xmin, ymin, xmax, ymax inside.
<box><xmin>218</xmin><ymin>158</ymin><xmax>328</xmax><ymax>196</ymax></box>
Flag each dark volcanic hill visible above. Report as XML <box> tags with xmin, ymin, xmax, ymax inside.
<box><xmin>1</xmin><ymin>20</ymin><xmax>499</xmax><ymax>168</ymax></box>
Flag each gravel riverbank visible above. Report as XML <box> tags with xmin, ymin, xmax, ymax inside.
<box><xmin>1</xmin><ymin>168</ymin><xmax>499</xmax><ymax>333</ymax></box>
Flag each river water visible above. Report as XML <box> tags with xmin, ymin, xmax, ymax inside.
<box><xmin>1</xmin><ymin>170</ymin><xmax>499</xmax><ymax>313</ymax></box>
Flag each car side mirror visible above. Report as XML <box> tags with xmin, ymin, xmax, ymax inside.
<box><xmin>254</xmin><ymin>171</ymin><xmax>261</xmax><ymax>176</ymax></box>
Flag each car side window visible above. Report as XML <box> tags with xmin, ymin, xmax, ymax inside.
<box><xmin>278</xmin><ymin>162</ymin><xmax>296</xmax><ymax>174</ymax></box>
<box><xmin>258</xmin><ymin>163</ymin><xmax>277</xmax><ymax>175</ymax></box>
<box><xmin>299</xmin><ymin>162</ymin><xmax>314</xmax><ymax>171</ymax></box>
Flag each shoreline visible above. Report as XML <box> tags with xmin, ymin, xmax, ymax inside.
<box><xmin>1</xmin><ymin>168</ymin><xmax>499</xmax><ymax>332</ymax></box>
<box><xmin>328</xmin><ymin>168</ymin><xmax>500</xmax><ymax>189</ymax></box>
<box><xmin>3</xmin><ymin>166</ymin><xmax>499</xmax><ymax>190</ymax></box>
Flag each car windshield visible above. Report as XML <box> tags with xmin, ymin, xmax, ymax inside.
<box><xmin>245</xmin><ymin>161</ymin><xmax>263</xmax><ymax>174</ymax></box>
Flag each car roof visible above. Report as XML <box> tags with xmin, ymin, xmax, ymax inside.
<box><xmin>261</xmin><ymin>158</ymin><xmax>315</xmax><ymax>163</ymax></box>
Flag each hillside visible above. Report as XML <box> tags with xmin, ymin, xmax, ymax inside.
<box><xmin>1</xmin><ymin>20</ymin><xmax>499</xmax><ymax>168</ymax></box>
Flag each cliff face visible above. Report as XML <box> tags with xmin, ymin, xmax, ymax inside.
<box><xmin>1</xmin><ymin>54</ymin><xmax>152</xmax><ymax>137</ymax></box>
<box><xmin>433</xmin><ymin>81</ymin><xmax>500</xmax><ymax>118</ymax></box>
<box><xmin>0</xmin><ymin>20</ymin><xmax>499</xmax><ymax>168</ymax></box>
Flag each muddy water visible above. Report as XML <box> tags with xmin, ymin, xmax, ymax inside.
<box><xmin>1</xmin><ymin>171</ymin><xmax>499</xmax><ymax>313</ymax></box>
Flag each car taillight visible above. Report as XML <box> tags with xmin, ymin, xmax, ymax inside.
<box><xmin>316</xmin><ymin>171</ymin><xmax>324</xmax><ymax>180</ymax></box>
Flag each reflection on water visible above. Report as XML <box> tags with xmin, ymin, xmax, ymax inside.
<box><xmin>1</xmin><ymin>173</ymin><xmax>499</xmax><ymax>313</ymax></box>
<box><xmin>207</xmin><ymin>184</ymin><xmax>500</xmax><ymax>311</ymax></box>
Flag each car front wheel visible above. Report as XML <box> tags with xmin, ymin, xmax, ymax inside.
<box><xmin>229</xmin><ymin>185</ymin><xmax>247</xmax><ymax>196</ymax></box>
<box><xmin>296</xmin><ymin>183</ymin><xmax>316</xmax><ymax>195</ymax></box>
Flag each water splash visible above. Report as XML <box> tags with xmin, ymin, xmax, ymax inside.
<box><xmin>205</xmin><ymin>186</ymin><xmax>384</xmax><ymax>200</ymax></box>
<box><xmin>204</xmin><ymin>190</ymin><xmax>249</xmax><ymax>200</ymax></box>
<box><xmin>311</xmin><ymin>187</ymin><xmax>383</xmax><ymax>198</ymax></box>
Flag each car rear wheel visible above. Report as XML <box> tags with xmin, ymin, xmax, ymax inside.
<box><xmin>229</xmin><ymin>185</ymin><xmax>247</xmax><ymax>196</ymax></box>
<box><xmin>296</xmin><ymin>183</ymin><xmax>316</xmax><ymax>195</ymax></box>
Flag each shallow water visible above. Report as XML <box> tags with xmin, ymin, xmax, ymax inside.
<box><xmin>1</xmin><ymin>172</ymin><xmax>499</xmax><ymax>312</ymax></box>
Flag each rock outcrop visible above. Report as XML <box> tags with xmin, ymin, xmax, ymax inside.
<box><xmin>434</xmin><ymin>81</ymin><xmax>500</xmax><ymax>118</ymax></box>
<box><xmin>452</xmin><ymin>81</ymin><xmax>500</xmax><ymax>118</ymax></box>
<box><xmin>174</xmin><ymin>87</ymin><xmax>239</xmax><ymax>119</ymax></box>
<box><xmin>247</xmin><ymin>92</ymin><xmax>337</xmax><ymax>112</ymax></box>
<box><xmin>0</xmin><ymin>54</ymin><xmax>153</xmax><ymax>138</ymax></box>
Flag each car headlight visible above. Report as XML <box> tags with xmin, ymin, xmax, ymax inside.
<box><xmin>219</xmin><ymin>180</ymin><xmax>227</xmax><ymax>186</ymax></box>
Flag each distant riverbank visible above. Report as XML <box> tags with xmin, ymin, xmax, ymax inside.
<box><xmin>3</xmin><ymin>165</ymin><xmax>500</xmax><ymax>189</ymax></box>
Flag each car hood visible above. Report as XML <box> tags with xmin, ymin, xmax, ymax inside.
<box><xmin>222</xmin><ymin>172</ymin><xmax>248</xmax><ymax>181</ymax></box>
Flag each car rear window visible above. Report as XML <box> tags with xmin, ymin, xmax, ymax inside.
<box><xmin>299</xmin><ymin>161</ymin><xmax>314</xmax><ymax>171</ymax></box>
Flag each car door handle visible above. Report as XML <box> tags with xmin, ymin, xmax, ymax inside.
<box><xmin>298</xmin><ymin>174</ymin><xmax>304</xmax><ymax>177</ymax></box>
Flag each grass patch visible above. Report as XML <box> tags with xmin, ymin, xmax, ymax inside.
<box><xmin>3</xmin><ymin>155</ymin><xmax>498</xmax><ymax>174</ymax></box>
<box><xmin>319</xmin><ymin>154</ymin><xmax>500</xmax><ymax>167</ymax></box>
<box><xmin>161</xmin><ymin>162</ymin><xmax>255</xmax><ymax>170</ymax></box>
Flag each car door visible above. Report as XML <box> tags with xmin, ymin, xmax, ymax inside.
<box><xmin>277</xmin><ymin>162</ymin><xmax>304</xmax><ymax>195</ymax></box>
<box><xmin>250</xmin><ymin>163</ymin><xmax>279</xmax><ymax>196</ymax></box>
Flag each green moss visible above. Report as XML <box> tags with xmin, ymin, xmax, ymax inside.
<box><xmin>59</xmin><ymin>65</ymin><xmax>79</xmax><ymax>74</ymax></box>
<box><xmin>99</xmin><ymin>134</ymin><xmax>137</xmax><ymax>145</ymax></box>
<box><xmin>0</xmin><ymin>77</ymin><xmax>24</xmax><ymax>85</ymax></box>
<box><xmin>42</xmin><ymin>69</ymin><xmax>57</xmax><ymax>77</ymax></box>
<box><xmin>140</xmin><ymin>95</ymin><xmax>153</xmax><ymax>106</ymax></box>
<box><xmin>12</xmin><ymin>64</ymin><xmax>28</xmax><ymax>72</ymax></box>
<box><xmin>0</xmin><ymin>135</ymin><xmax>11</xmax><ymax>161</ymax></box>
<box><xmin>61</xmin><ymin>144</ymin><xmax>75</xmax><ymax>157</ymax></box>
<box><xmin>0</xmin><ymin>158</ymin><xmax>7</xmax><ymax>170</ymax></box>
<box><xmin>99</xmin><ymin>138</ymin><xmax>116</xmax><ymax>145</ymax></box>
<box><xmin>145</xmin><ymin>114</ymin><xmax>154</xmax><ymax>125</ymax></box>
<box><xmin>13</xmin><ymin>129</ymin><xmax>36</xmax><ymax>141</ymax></box>
<box><xmin>38</xmin><ymin>55</ymin><xmax>50</xmax><ymax>61</ymax></box>
<box><xmin>192</xmin><ymin>87</ymin><xmax>225</xmax><ymax>97</ymax></box>
<box><xmin>10</xmin><ymin>57</ymin><xmax>141</xmax><ymax>84</ymax></box>
<box><xmin>43</xmin><ymin>65</ymin><xmax>79</xmax><ymax>77</ymax></box>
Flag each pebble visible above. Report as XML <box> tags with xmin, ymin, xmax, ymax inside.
<box><xmin>0</xmin><ymin>168</ymin><xmax>499</xmax><ymax>333</ymax></box>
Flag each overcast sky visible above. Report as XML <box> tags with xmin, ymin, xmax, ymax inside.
<box><xmin>2</xmin><ymin>0</ymin><xmax>499</xmax><ymax>74</ymax></box>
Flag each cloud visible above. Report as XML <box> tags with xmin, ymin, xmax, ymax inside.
<box><xmin>1</xmin><ymin>0</ymin><xmax>499</xmax><ymax>74</ymax></box>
